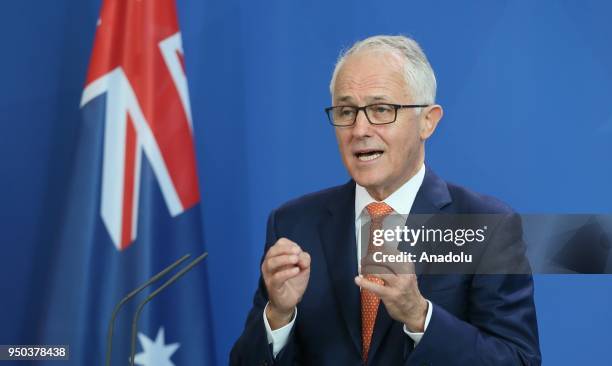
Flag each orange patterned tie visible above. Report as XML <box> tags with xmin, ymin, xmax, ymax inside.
<box><xmin>361</xmin><ymin>202</ymin><xmax>393</xmax><ymax>362</ymax></box>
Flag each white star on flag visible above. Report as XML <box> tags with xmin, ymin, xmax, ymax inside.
<box><xmin>134</xmin><ymin>327</ymin><xmax>180</xmax><ymax>366</ymax></box>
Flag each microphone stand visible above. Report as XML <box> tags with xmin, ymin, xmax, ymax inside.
<box><xmin>128</xmin><ymin>252</ymin><xmax>209</xmax><ymax>366</ymax></box>
<box><xmin>104</xmin><ymin>252</ymin><xmax>208</xmax><ymax>366</ymax></box>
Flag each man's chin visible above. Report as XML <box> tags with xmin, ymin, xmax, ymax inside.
<box><xmin>352</xmin><ymin>174</ymin><xmax>386</xmax><ymax>191</ymax></box>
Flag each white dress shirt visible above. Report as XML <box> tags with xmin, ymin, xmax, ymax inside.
<box><xmin>263</xmin><ymin>164</ymin><xmax>433</xmax><ymax>357</ymax></box>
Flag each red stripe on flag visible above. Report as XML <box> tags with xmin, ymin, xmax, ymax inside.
<box><xmin>121</xmin><ymin>117</ymin><xmax>137</xmax><ymax>250</ymax></box>
<box><xmin>176</xmin><ymin>50</ymin><xmax>186</xmax><ymax>74</ymax></box>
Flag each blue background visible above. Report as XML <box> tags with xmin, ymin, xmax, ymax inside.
<box><xmin>1</xmin><ymin>0</ymin><xmax>611</xmax><ymax>364</ymax></box>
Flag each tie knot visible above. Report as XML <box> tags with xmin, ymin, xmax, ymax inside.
<box><xmin>365</xmin><ymin>202</ymin><xmax>393</xmax><ymax>221</ymax></box>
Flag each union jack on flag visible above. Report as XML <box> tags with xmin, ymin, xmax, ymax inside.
<box><xmin>81</xmin><ymin>0</ymin><xmax>200</xmax><ymax>250</ymax></box>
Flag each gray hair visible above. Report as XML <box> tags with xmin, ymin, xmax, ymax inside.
<box><xmin>329</xmin><ymin>35</ymin><xmax>437</xmax><ymax>104</ymax></box>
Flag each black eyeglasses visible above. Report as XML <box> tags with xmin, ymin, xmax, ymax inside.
<box><xmin>324</xmin><ymin>103</ymin><xmax>429</xmax><ymax>127</ymax></box>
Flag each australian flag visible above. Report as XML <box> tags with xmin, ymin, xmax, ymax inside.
<box><xmin>36</xmin><ymin>0</ymin><xmax>216</xmax><ymax>364</ymax></box>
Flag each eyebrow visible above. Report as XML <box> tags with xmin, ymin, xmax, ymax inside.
<box><xmin>334</xmin><ymin>95</ymin><xmax>391</xmax><ymax>104</ymax></box>
<box><xmin>369</xmin><ymin>95</ymin><xmax>390</xmax><ymax>102</ymax></box>
<box><xmin>335</xmin><ymin>95</ymin><xmax>354</xmax><ymax>104</ymax></box>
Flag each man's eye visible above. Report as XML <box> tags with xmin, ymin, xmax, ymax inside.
<box><xmin>339</xmin><ymin>108</ymin><xmax>356</xmax><ymax>116</ymax></box>
<box><xmin>374</xmin><ymin>105</ymin><xmax>392</xmax><ymax>113</ymax></box>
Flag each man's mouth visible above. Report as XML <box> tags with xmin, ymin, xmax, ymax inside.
<box><xmin>355</xmin><ymin>150</ymin><xmax>384</xmax><ymax>162</ymax></box>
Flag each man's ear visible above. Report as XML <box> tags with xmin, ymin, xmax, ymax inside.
<box><xmin>419</xmin><ymin>105</ymin><xmax>443</xmax><ymax>140</ymax></box>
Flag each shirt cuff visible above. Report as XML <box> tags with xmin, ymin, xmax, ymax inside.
<box><xmin>263</xmin><ymin>302</ymin><xmax>297</xmax><ymax>357</ymax></box>
<box><xmin>403</xmin><ymin>300</ymin><xmax>432</xmax><ymax>346</ymax></box>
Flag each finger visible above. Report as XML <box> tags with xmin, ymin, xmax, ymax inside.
<box><xmin>276</xmin><ymin>237</ymin><xmax>299</xmax><ymax>248</ymax></box>
<box><xmin>361</xmin><ymin>273</ymin><xmax>399</xmax><ymax>287</ymax></box>
<box><xmin>265</xmin><ymin>254</ymin><xmax>299</xmax><ymax>274</ymax></box>
<box><xmin>270</xmin><ymin>266</ymin><xmax>301</xmax><ymax>288</ymax></box>
<box><xmin>374</xmin><ymin>273</ymin><xmax>400</xmax><ymax>286</ymax></box>
<box><xmin>296</xmin><ymin>251</ymin><xmax>311</xmax><ymax>269</ymax></box>
<box><xmin>268</xmin><ymin>238</ymin><xmax>301</xmax><ymax>257</ymax></box>
<box><xmin>266</xmin><ymin>238</ymin><xmax>301</xmax><ymax>259</ymax></box>
<box><xmin>354</xmin><ymin>275</ymin><xmax>390</xmax><ymax>298</ymax></box>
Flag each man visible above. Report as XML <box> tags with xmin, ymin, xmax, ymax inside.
<box><xmin>230</xmin><ymin>35</ymin><xmax>541</xmax><ymax>365</ymax></box>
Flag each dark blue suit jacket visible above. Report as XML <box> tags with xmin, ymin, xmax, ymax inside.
<box><xmin>231</xmin><ymin>169</ymin><xmax>541</xmax><ymax>365</ymax></box>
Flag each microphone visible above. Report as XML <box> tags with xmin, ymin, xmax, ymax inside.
<box><xmin>129</xmin><ymin>252</ymin><xmax>209</xmax><ymax>366</ymax></box>
<box><xmin>105</xmin><ymin>254</ymin><xmax>191</xmax><ymax>366</ymax></box>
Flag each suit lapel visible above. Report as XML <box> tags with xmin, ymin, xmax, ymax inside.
<box><xmin>319</xmin><ymin>181</ymin><xmax>362</xmax><ymax>357</ymax></box>
<box><xmin>411</xmin><ymin>168</ymin><xmax>452</xmax><ymax>215</ymax></box>
<box><xmin>367</xmin><ymin>168</ymin><xmax>452</xmax><ymax>364</ymax></box>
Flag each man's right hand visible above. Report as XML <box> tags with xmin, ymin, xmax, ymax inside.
<box><xmin>262</xmin><ymin>238</ymin><xmax>311</xmax><ymax>330</ymax></box>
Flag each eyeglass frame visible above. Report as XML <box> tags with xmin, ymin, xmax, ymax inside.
<box><xmin>324</xmin><ymin>103</ymin><xmax>430</xmax><ymax>127</ymax></box>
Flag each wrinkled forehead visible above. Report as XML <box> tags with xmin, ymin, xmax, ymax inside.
<box><xmin>332</xmin><ymin>49</ymin><xmax>411</xmax><ymax>103</ymax></box>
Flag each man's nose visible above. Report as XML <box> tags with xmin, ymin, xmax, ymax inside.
<box><xmin>352</xmin><ymin>109</ymin><xmax>372</xmax><ymax>137</ymax></box>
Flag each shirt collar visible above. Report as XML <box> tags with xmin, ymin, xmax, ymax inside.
<box><xmin>354</xmin><ymin>163</ymin><xmax>426</xmax><ymax>221</ymax></box>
